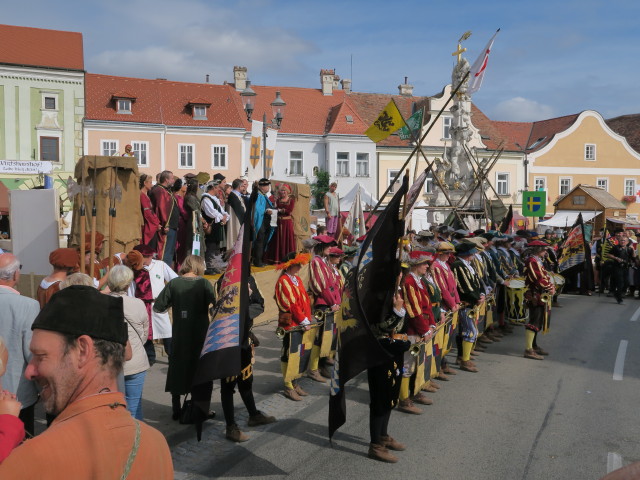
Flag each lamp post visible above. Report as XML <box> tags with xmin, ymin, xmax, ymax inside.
<box><xmin>516</xmin><ymin>142</ymin><xmax>529</xmax><ymax>191</ymax></box>
<box><xmin>240</xmin><ymin>81</ymin><xmax>286</xmax><ymax>179</ymax></box>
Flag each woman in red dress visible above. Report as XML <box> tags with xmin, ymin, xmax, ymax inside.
<box><xmin>172</xmin><ymin>178</ymin><xmax>190</xmax><ymax>269</ymax></box>
<box><xmin>264</xmin><ymin>184</ymin><xmax>296</xmax><ymax>264</ymax></box>
<box><xmin>140</xmin><ymin>174</ymin><xmax>160</xmax><ymax>247</ymax></box>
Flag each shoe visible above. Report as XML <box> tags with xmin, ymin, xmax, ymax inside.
<box><xmin>283</xmin><ymin>388</ymin><xmax>302</xmax><ymax>401</ymax></box>
<box><xmin>319</xmin><ymin>365</ymin><xmax>333</xmax><ymax>379</ymax></box>
<box><xmin>473</xmin><ymin>345</ymin><xmax>485</xmax><ymax>352</ymax></box>
<box><xmin>429</xmin><ymin>380</ymin><xmax>440</xmax><ymax>389</ymax></box>
<box><xmin>248</xmin><ymin>411</ymin><xmax>276</xmax><ymax>427</ymax></box>
<box><xmin>397</xmin><ymin>399</ymin><xmax>422</xmax><ymax>415</ymax></box>
<box><xmin>294</xmin><ymin>384</ymin><xmax>309</xmax><ymax>396</ymax></box>
<box><xmin>442</xmin><ymin>365</ymin><xmax>457</xmax><ymax>375</ymax></box>
<box><xmin>460</xmin><ymin>360</ymin><xmax>479</xmax><ymax>372</ymax></box>
<box><xmin>368</xmin><ymin>443</ymin><xmax>398</xmax><ymax>463</ymax></box>
<box><xmin>308</xmin><ymin>369</ymin><xmax>327</xmax><ymax>383</ymax></box>
<box><xmin>470</xmin><ymin>350</ymin><xmax>480</xmax><ymax>357</ymax></box>
<box><xmin>524</xmin><ymin>349</ymin><xmax>544</xmax><ymax>360</ymax></box>
<box><xmin>434</xmin><ymin>373</ymin><xmax>449</xmax><ymax>381</ymax></box>
<box><xmin>478</xmin><ymin>336</ymin><xmax>493</xmax><ymax>344</ymax></box>
<box><xmin>460</xmin><ymin>359</ymin><xmax>476</xmax><ymax>368</ymax></box>
<box><xmin>412</xmin><ymin>393</ymin><xmax>433</xmax><ymax>405</ymax></box>
<box><xmin>225</xmin><ymin>424</ymin><xmax>249</xmax><ymax>443</ymax></box>
<box><xmin>421</xmin><ymin>383</ymin><xmax>438</xmax><ymax>393</ymax></box>
<box><xmin>534</xmin><ymin>346</ymin><xmax>549</xmax><ymax>356</ymax></box>
<box><xmin>380</xmin><ymin>435</ymin><xmax>405</xmax><ymax>451</ymax></box>
<box><xmin>485</xmin><ymin>333</ymin><xmax>501</xmax><ymax>342</ymax></box>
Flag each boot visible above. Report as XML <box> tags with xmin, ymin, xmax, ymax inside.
<box><xmin>247</xmin><ymin>411</ymin><xmax>276</xmax><ymax>427</ymax></box>
<box><xmin>524</xmin><ymin>348</ymin><xmax>544</xmax><ymax>360</ymax></box>
<box><xmin>381</xmin><ymin>435</ymin><xmax>406</xmax><ymax>451</ymax></box>
<box><xmin>412</xmin><ymin>393</ymin><xmax>433</xmax><ymax>405</ymax></box>
<box><xmin>294</xmin><ymin>384</ymin><xmax>309</xmax><ymax>396</ymax></box>
<box><xmin>307</xmin><ymin>369</ymin><xmax>327</xmax><ymax>383</ymax></box>
<box><xmin>368</xmin><ymin>443</ymin><xmax>398</xmax><ymax>463</ymax></box>
<box><xmin>397</xmin><ymin>399</ymin><xmax>422</xmax><ymax>415</ymax></box>
<box><xmin>283</xmin><ymin>388</ymin><xmax>302</xmax><ymax>401</ymax></box>
<box><xmin>478</xmin><ymin>336</ymin><xmax>493</xmax><ymax>344</ymax></box>
<box><xmin>534</xmin><ymin>346</ymin><xmax>549</xmax><ymax>356</ymax></box>
<box><xmin>434</xmin><ymin>372</ymin><xmax>449</xmax><ymax>381</ymax></box>
<box><xmin>225</xmin><ymin>424</ymin><xmax>249</xmax><ymax>442</ymax></box>
<box><xmin>421</xmin><ymin>383</ymin><xmax>438</xmax><ymax>393</ymax></box>
<box><xmin>460</xmin><ymin>360</ymin><xmax>479</xmax><ymax>372</ymax></box>
<box><xmin>442</xmin><ymin>365</ymin><xmax>457</xmax><ymax>375</ymax></box>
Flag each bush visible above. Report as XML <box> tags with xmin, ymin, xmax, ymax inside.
<box><xmin>309</xmin><ymin>170</ymin><xmax>331</xmax><ymax>209</ymax></box>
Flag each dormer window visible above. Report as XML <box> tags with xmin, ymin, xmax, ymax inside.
<box><xmin>188</xmin><ymin>99</ymin><xmax>211</xmax><ymax>120</ymax></box>
<box><xmin>111</xmin><ymin>92</ymin><xmax>136</xmax><ymax>114</ymax></box>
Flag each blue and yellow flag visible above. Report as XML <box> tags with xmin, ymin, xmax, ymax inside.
<box><xmin>364</xmin><ymin>100</ymin><xmax>407</xmax><ymax>143</ymax></box>
<box><xmin>522</xmin><ymin>191</ymin><xmax>546</xmax><ymax>217</ymax></box>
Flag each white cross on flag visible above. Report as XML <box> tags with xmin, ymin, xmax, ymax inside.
<box><xmin>468</xmin><ymin>29</ymin><xmax>500</xmax><ymax>95</ymax></box>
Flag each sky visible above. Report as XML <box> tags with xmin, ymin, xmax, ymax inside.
<box><xmin>4</xmin><ymin>0</ymin><xmax>640</xmax><ymax>122</ymax></box>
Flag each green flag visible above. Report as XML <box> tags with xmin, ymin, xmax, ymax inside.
<box><xmin>398</xmin><ymin>109</ymin><xmax>423</xmax><ymax>140</ymax></box>
<box><xmin>522</xmin><ymin>191</ymin><xmax>546</xmax><ymax>217</ymax></box>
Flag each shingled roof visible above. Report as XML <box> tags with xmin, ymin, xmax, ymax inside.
<box><xmin>553</xmin><ymin>184</ymin><xmax>626</xmax><ymax>209</ymax></box>
<box><xmin>606</xmin><ymin>114</ymin><xmax>640</xmax><ymax>154</ymax></box>
<box><xmin>0</xmin><ymin>24</ymin><xmax>84</xmax><ymax>71</ymax></box>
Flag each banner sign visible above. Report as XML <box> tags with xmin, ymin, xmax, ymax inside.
<box><xmin>0</xmin><ymin>160</ymin><xmax>53</xmax><ymax>175</ymax></box>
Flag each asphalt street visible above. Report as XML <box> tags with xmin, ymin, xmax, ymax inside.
<box><xmin>34</xmin><ymin>292</ymin><xmax>640</xmax><ymax>479</ymax></box>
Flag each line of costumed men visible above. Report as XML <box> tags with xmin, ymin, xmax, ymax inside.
<box><xmin>273</xmin><ymin>224</ymin><xmax>557</xmax><ymax>463</ymax></box>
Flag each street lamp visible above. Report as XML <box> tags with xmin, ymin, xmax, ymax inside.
<box><xmin>516</xmin><ymin>142</ymin><xmax>529</xmax><ymax>191</ymax></box>
<box><xmin>240</xmin><ymin>82</ymin><xmax>286</xmax><ymax>179</ymax></box>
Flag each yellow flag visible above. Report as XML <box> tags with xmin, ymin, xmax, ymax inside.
<box><xmin>364</xmin><ymin>100</ymin><xmax>407</xmax><ymax>142</ymax></box>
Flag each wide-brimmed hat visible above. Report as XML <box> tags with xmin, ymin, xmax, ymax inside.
<box><xmin>313</xmin><ymin>235</ymin><xmax>337</xmax><ymax>245</ymax></box>
<box><xmin>436</xmin><ymin>241</ymin><xmax>455</xmax><ymax>253</ymax></box>
<box><xmin>408</xmin><ymin>250</ymin><xmax>435</xmax><ymax>266</ymax></box>
<box><xmin>417</xmin><ymin>229</ymin><xmax>434</xmax><ymax>238</ymax></box>
<box><xmin>455</xmin><ymin>241</ymin><xmax>477</xmax><ymax>256</ymax></box>
<box><xmin>328</xmin><ymin>247</ymin><xmax>344</xmax><ymax>256</ymax></box>
<box><xmin>528</xmin><ymin>240</ymin><xmax>550</xmax><ymax>247</ymax></box>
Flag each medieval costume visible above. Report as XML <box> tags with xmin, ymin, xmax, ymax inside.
<box><xmin>141</xmin><ymin>189</ymin><xmax>160</xmax><ymax>247</ymax></box>
<box><xmin>149</xmin><ymin>183</ymin><xmax>179</xmax><ymax>266</ymax></box>
<box><xmin>252</xmin><ymin>179</ymin><xmax>275</xmax><ymax>268</ymax></box>
<box><xmin>201</xmin><ymin>184</ymin><xmax>229</xmax><ymax>273</ymax></box>
<box><xmin>226</xmin><ymin>188</ymin><xmax>247</xmax><ymax>251</ymax></box>
<box><xmin>264</xmin><ymin>184</ymin><xmax>296</xmax><ymax>264</ymax></box>
<box><xmin>36</xmin><ymin>248</ymin><xmax>79</xmax><ymax>309</ymax></box>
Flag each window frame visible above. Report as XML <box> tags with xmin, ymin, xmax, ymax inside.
<box><xmin>101</xmin><ymin>139</ymin><xmax>119</xmax><ymax>156</ymax></box>
<box><xmin>178</xmin><ymin>143</ymin><xmax>195</xmax><ymax>169</ymax></box>
<box><xmin>624</xmin><ymin>178</ymin><xmax>636</xmax><ymax>197</ymax></box>
<box><xmin>596</xmin><ymin>177</ymin><xmax>608</xmax><ymax>191</ymax></box>
<box><xmin>442</xmin><ymin>116</ymin><xmax>452</xmax><ymax>140</ymax></box>
<box><xmin>425</xmin><ymin>173</ymin><xmax>434</xmax><ymax>194</ymax></box>
<box><xmin>496</xmin><ymin>172</ymin><xmax>510</xmax><ymax>196</ymax></box>
<box><xmin>584</xmin><ymin>143</ymin><xmax>596</xmax><ymax>161</ymax></box>
<box><xmin>534</xmin><ymin>176</ymin><xmax>546</xmax><ymax>191</ymax></box>
<box><xmin>41</xmin><ymin>92</ymin><xmax>58</xmax><ymax>111</ymax></box>
<box><xmin>132</xmin><ymin>141</ymin><xmax>148</xmax><ymax>167</ymax></box>
<box><xmin>289</xmin><ymin>151</ymin><xmax>303</xmax><ymax>176</ymax></box>
<box><xmin>336</xmin><ymin>152</ymin><xmax>350</xmax><ymax>177</ymax></box>
<box><xmin>193</xmin><ymin>105</ymin><xmax>208</xmax><ymax>120</ymax></box>
<box><xmin>355</xmin><ymin>152</ymin><xmax>369</xmax><ymax>177</ymax></box>
<box><xmin>387</xmin><ymin>169</ymin><xmax>401</xmax><ymax>194</ymax></box>
<box><xmin>559</xmin><ymin>177</ymin><xmax>572</xmax><ymax>196</ymax></box>
<box><xmin>572</xmin><ymin>195</ymin><xmax>586</xmax><ymax>205</ymax></box>
<box><xmin>40</xmin><ymin>136</ymin><xmax>60</xmax><ymax>162</ymax></box>
<box><xmin>210</xmin><ymin>145</ymin><xmax>228</xmax><ymax>169</ymax></box>
<box><xmin>116</xmin><ymin>99</ymin><xmax>132</xmax><ymax>114</ymax></box>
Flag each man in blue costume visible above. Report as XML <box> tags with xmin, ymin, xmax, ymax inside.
<box><xmin>252</xmin><ymin>178</ymin><xmax>275</xmax><ymax>267</ymax></box>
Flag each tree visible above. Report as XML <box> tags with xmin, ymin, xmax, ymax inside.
<box><xmin>309</xmin><ymin>169</ymin><xmax>331</xmax><ymax>209</ymax></box>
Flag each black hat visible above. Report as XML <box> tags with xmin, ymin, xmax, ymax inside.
<box><xmin>32</xmin><ymin>285</ymin><xmax>127</xmax><ymax>345</ymax></box>
<box><xmin>213</xmin><ymin>173</ymin><xmax>226</xmax><ymax>182</ymax></box>
<box><xmin>258</xmin><ymin>178</ymin><xmax>271</xmax><ymax>186</ymax></box>
<box><xmin>455</xmin><ymin>241</ymin><xmax>477</xmax><ymax>256</ymax></box>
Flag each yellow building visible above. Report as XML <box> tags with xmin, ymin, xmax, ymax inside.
<box><xmin>527</xmin><ymin>110</ymin><xmax>640</xmax><ymax>220</ymax></box>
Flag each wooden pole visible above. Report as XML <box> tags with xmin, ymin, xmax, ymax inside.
<box><xmin>89</xmin><ymin>158</ymin><xmax>97</xmax><ymax>278</ymax></box>
<box><xmin>108</xmin><ymin>159</ymin><xmax>118</xmax><ymax>270</ymax></box>
<box><xmin>79</xmin><ymin>158</ymin><xmax>86</xmax><ymax>273</ymax></box>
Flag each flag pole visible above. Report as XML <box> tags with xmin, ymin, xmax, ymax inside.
<box><xmin>368</xmin><ymin>71</ymin><xmax>470</xmax><ymax>220</ymax></box>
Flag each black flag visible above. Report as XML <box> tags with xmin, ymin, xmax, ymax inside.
<box><xmin>499</xmin><ymin>204</ymin><xmax>513</xmax><ymax>233</ymax></box>
<box><xmin>328</xmin><ymin>173</ymin><xmax>408</xmax><ymax>439</ymax></box>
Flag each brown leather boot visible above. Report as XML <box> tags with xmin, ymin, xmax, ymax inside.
<box><xmin>398</xmin><ymin>399</ymin><xmax>423</xmax><ymax>415</ymax></box>
<box><xmin>534</xmin><ymin>346</ymin><xmax>549</xmax><ymax>356</ymax></box>
<box><xmin>307</xmin><ymin>369</ymin><xmax>327</xmax><ymax>383</ymax></box>
<box><xmin>294</xmin><ymin>384</ymin><xmax>309</xmax><ymax>396</ymax></box>
<box><xmin>524</xmin><ymin>348</ymin><xmax>544</xmax><ymax>360</ymax></box>
<box><xmin>460</xmin><ymin>360</ymin><xmax>479</xmax><ymax>372</ymax></box>
<box><xmin>225</xmin><ymin>424</ymin><xmax>249</xmax><ymax>442</ymax></box>
<box><xmin>368</xmin><ymin>443</ymin><xmax>398</xmax><ymax>463</ymax></box>
<box><xmin>380</xmin><ymin>435</ymin><xmax>406</xmax><ymax>451</ymax></box>
<box><xmin>412</xmin><ymin>393</ymin><xmax>433</xmax><ymax>405</ymax></box>
<box><xmin>283</xmin><ymin>388</ymin><xmax>302</xmax><ymax>401</ymax></box>
<box><xmin>442</xmin><ymin>365</ymin><xmax>457</xmax><ymax>375</ymax></box>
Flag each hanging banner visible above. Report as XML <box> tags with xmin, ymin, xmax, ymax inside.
<box><xmin>265</xmin><ymin>128</ymin><xmax>278</xmax><ymax>175</ymax></box>
<box><xmin>249</xmin><ymin>120</ymin><xmax>263</xmax><ymax>168</ymax></box>
<box><xmin>0</xmin><ymin>160</ymin><xmax>53</xmax><ymax>174</ymax></box>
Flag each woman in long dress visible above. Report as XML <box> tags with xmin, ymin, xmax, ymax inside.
<box><xmin>140</xmin><ymin>174</ymin><xmax>160</xmax><ymax>247</ymax></box>
<box><xmin>264</xmin><ymin>184</ymin><xmax>296</xmax><ymax>264</ymax></box>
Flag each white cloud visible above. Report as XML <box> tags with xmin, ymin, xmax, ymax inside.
<box><xmin>492</xmin><ymin>97</ymin><xmax>555</xmax><ymax>122</ymax></box>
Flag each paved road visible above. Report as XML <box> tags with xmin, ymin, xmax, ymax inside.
<box><xmin>40</xmin><ymin>292</ymin><xmax>637</xmax><ymax>479</ymax></box>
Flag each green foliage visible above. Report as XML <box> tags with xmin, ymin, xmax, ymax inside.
<box><xmin>309</xmin><ymin>169</ymin><xmax>331</xmax><ymax>209</ymax></box>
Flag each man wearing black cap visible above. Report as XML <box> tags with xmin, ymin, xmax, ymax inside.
<box><xmin>252</xmin><ymin>179</ymin><xmax>275</xmax><ymax>267</ymax></box>
<box><xmin>0</xmin><ymin>286</ymin><xmax>173</xmax><ymax>478</ymax></box>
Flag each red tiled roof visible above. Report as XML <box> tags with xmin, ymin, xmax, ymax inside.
<box><xmin>325</xmin><ymin>100</ymin><xmax>368</xmax><ymax>135</ymax></box>
<box><xmin>524</xmin><ymin>113</ymin><xmax>580</xmax><ymax>152</ymax></box>
<box><xmin>0</xmin><ymin>24</ymin><xmax>83</xmax><ymax>71</ymax></box>
<box><xmin>471</xmin><ymin>104</ymin><xmax>532</xmax><ymax>151</ymax></box>
<box><xmin>112</xmin><ymin>91</ymin><xmax>137</xmax><ymax>100</ymax></box>
<box><xmin>606</xmin><ymin>114</ymin><xmax>640</xmax><ymax>154</ymax></box>
<box><xmin>85</xmin><ymin>74</ymin><xmax>245</xmax><ymax>128</ymax></box>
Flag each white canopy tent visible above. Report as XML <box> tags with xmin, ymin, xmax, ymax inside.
<box><xmin>538</xmin><ymin>210</ymin><xmax>600</xmax><ymax>227</ymax></box>
<box><xmin>340</xmin><ymin>183</ymin><xmax>377</xmax><ymax>211</ymax></box>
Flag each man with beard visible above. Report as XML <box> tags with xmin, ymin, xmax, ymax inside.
<box><xmin>0</xmin><ymin>286</ymin><xmax>173</xmax><ymax>478</ymax></box>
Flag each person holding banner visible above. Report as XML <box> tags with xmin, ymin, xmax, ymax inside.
<box><xmin>523</xmin><ymin>241</ymin><xmax>555</xmax><ymax>360</ymax></box>
<box><xmin>398</xmin><ymin>251</ymin><xmax>437</xmax><ymax>415</ymax></box>
<box><xmin>274</xmin><ymin>252</ymin><xmax>314</xmax><ymax>401</ymax></box>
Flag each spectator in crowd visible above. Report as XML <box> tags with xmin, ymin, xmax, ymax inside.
<box><xmin>265</xmin><ymin>183</ymin><xmax>296</xmax><ymax>265</ymax></box>
<box><xmin>37</xmin><ymin>248</ymin><xmax>79</xmax><ymax>308</ymax></box>
<box><xmin>201</xmin><ymin>181</ymin><xmax>229</xmax><ymax>274</ymax></box>
<box><xmin>172</xmin><ymin>178</ymin><xmax>191</xmax><ymax>269</ymax></box>
<box><xmin>226</xmin><ymin>179</ymin><xmax>247</xmax><ymax>251</ymax></box>
<box><xmin>184</xmin><ymin>177</ymin><xmax>205</xmax><ymax>259</ymax></box>
<box><xmin>140</xmin><ymin>173</ymin><xmax>161</xmax><ymax>248</ymax></box>
<box><xmin>324</xmin><ymin>182</ymin><xmax>340</xmax><ymax>237</ymax></box>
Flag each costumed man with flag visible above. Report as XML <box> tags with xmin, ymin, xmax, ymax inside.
<box><xmin>308</xmin><ymin>235</ymin><xmax>342</xmax><ymax>381</ymax></box>
<box><xmin>452</xmin><ymin>242</ymin><xmax>485</xmax><ymax>372</ymax></box>
<box><xmin>523</xmin><ymin>240</ymin><xmax>555</xmax><ymax>360</ymax></box>
<box><xmin>274</xmin><ymin>252</ymin><xmax>314</xmax><ymax>401</ymax></box>
<box><xmin>398</xmin><ymin>251</ymin><xmax>437</xmax><ymax>414</ymax></box>
<box><xmin>252</xmin><ymin>178</ymin><xmax>275</xmax><ymax>268</ymax></box>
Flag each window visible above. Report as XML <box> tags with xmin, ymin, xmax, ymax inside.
<box><xmin>625</xmin><ymin>179</ymin><xmax>636</xmax><ymax>196</ymax></box>
<box><xmin>40</xmin><ymin>137</ymin><xmax>59</xmax><ymax>162</ymax></box>
<box><xmin>44</xmin><ymin>97</ymin><xmax>56</xmax><ymax>110</ymax></box>
<box><xmin>356</xmin><ymin>153</ymin><xmax>369</xmax><ymax>177</ymax></box>
<box><xmin>425</xmin><ymin>174</ymin><xmax>434</xmax><ymax>194</ymax></box>
<box><xmin>101</xmin><ymin>140</ymin><xmax>118</xmax><ymax>156</ymax></box>
<box><xmin>496</xmin><ymin>172</ymin><xmax>510</xmax><ymax>195</ymax></box>
<box><xmin>560</xmin><ymin>177</ymin><xmax>571</xmax><ymax>195</ymax></box>
<box><xmin>388</xmin><ymin>170</ymin><xmax>401</xmax><ymax>194</ymax></box>
<box><xmin>336</xmin><ymin>152</ymin><xmax>349</xmax><ymax>176</ymax></box>
<box><xmin>179</xmin><ymin>144</ymin><xmax>194</xmax><ymax>169</ymax></box>
<box><xmin>117</xmin><ymin>99</ymin><xmax>132</xmax><ymax>114</ymax></box>
<box><xmin>573</xmin><ymin>195</ymin><xmax>586</xmax><ymax>205</ymax></box>
<box><xmin>193</xmin><ymin>105</ymin><xmax>207</xmax><ymax>120</ymax></box>
<box><xmin>132</xmin><ymin>142</ymin><xmax>148</xmax><ymax>167</ymax></box>
<box><xmin>289</xmin><ymin>151</ymin><xmax>303</xmax><ymax>176</ymax></box>
<box><xmin>443</xmin><ymin>117</ymin><xmax>452</xmax><ymax>139</ymax></box>
<box><xmin>596</xmin><ymin>178</ymin><xmax>608</xmax><ymax>191</ymax></box>
<box><xmin>534</xmin><ymin>177</ymin><xmax>546</xmax><ymax>191</ymax></box>
<box><xmin>585</xmin><ymin>144</ymin><xmax>596</xmax><ymax>161</ymax></box>
<box><xmin>211</xmin><ymin>145</ymin><xmax>227</xmax><ymax>169</ymax></box>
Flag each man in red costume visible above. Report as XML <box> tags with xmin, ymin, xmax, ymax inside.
<box><xmin>148</xmin><ymin>170</ymin><xmax>178</xmax><ymax>266</ymax></box>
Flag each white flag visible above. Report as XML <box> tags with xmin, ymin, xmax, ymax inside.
<box><xmin>343</xmin><ymin>185</ymin><xmax>367</xmax><ymax>239</ymax></box>
<box><xmin>468</xmin><ymin>29</ymin><xmax>500</xmax><ymax>95</ymax></box>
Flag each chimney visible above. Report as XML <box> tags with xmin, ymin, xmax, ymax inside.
<box><xmin>398</xmin><ymin>76</ymin><xmax>414</xmax><ymax>97</ymax></box>
<box><xmin>233</xmin><ymin>66</ymin><xmax>248</xmax><ymax>91</ymax></box>
<box><xmin>320</xmin><ymin>69</ymin><xmax>335</xmax><ymax>96</ymax></box>
<box><xmin>205</xmin><ymin>74</ymin><xmax>210</xmax><ymax>83</ymax></box>
<box><xmin>341</xmin><ymin>78</ymin><xmax>352</xmax><ymax>94</ymax></box>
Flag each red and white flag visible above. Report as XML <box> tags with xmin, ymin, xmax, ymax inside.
<box><xmin>468</xmin><ymin>29</ymin><xmax>500</xmax><ymax>95</ymax></box>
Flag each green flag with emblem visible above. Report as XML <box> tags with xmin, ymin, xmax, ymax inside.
<box><xmin>398</xmin><ymin>108</ymin><xmax>424</xmax><ymax>140</ymax></box>
<box><xmin>522</xmin><ymin>191</ymin><xmax>546</xmax><ymax>217</ymax></box>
